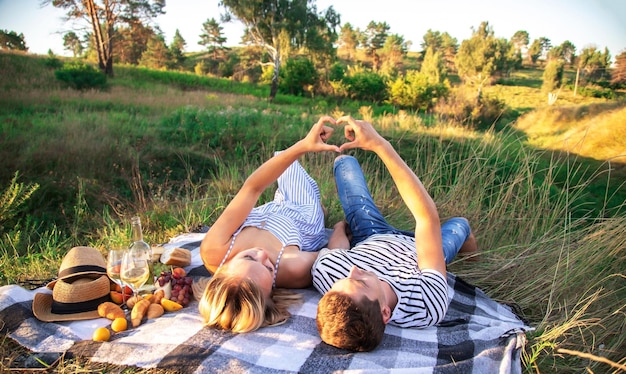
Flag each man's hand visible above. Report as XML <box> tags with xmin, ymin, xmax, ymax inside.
<box><xmin>336</xmin><ymin>115</ymin><xmax>386</xmax><ymax>153</ymax></box>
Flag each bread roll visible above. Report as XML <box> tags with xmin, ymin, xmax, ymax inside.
<box><xmin>160</xmin><ymin>247</ymin><xmax>191</xmax><ymax>267</ymax></box>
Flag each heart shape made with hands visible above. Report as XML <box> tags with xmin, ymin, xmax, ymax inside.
<box><xmin>315</xmin><ymin>116</ymin><xmax>360</xmax><ymax>146</ymax></box>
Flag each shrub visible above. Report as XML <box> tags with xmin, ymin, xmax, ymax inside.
<box><xmin>55</xmin><ymin>61</ymin><xmax>107</xmax><ymax>90</ymax></box>
<box><xmin>279</xmin><ymin>57</ymin><xmax>318</xmax><ymax>96</ymax></box>
<box><xmin>342</xmin><ymin>70</ymin><xmax>388</xmax><ymax>103</ymax></box>
<box><xmin>542</xmin><ymin>59</ymin><xmax>564</xmax><ymax>93</ymax></box>
<box><xmin>435</xmin><ymin>86</ymin><xmax>509</xmax><ymax>130</ymax></box>
<box><xmin>387</xmin><ymin>70</ymin><xmax>449</xmax><ymax>111</ymax></box>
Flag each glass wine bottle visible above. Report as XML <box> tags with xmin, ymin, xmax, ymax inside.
<box><xmin>129</xmin><ymin>215</ymin><xmax>155</xmax><ymax>294</ymax></box>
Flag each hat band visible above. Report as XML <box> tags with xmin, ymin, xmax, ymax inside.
<box><xmin>50</xmin><ymin>294</ymin><xmax>110</xmax><ymax>315</ymax></box>
<box><xmin>58</xmin><ymin>265</ymin><xmax>106</xmax><ymax>278</ymax></box>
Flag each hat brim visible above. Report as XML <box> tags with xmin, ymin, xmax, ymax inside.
<box><xmin>32</xmin><ymin>292</ymin><xmax>104</xmax><ymax>322</ymax></box>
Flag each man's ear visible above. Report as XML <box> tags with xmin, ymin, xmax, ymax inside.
<box><xmin>381</xmin><ymin>305</ymin><xmax>392</xmax><ymax>324</ymax></box>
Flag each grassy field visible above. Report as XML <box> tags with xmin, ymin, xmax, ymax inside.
<box><xmin>1</xmin><ymin>50</ymin><xmax>625</xmax><ymax>373</ymax></box>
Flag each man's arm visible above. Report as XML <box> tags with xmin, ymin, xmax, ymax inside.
<box><xmin>336</xmin><ymin>116</ymin><xmax>445</xmax><ymax>277</ymax></box>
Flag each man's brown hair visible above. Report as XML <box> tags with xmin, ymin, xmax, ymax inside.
<box><xmin>316</xmin><ymin>291</ymin><xmax>385</xmax><ymax>352</ymax></box>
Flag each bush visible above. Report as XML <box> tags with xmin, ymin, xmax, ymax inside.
<box><xmin>542</xmin><ymin>59</ymin><xmax>564</xmax><ymax>93</ymax></box>
<box><xmin>342</xmin><ymin>70</ymin><xmax>388</xmax><ymax>103</ymax></box>
<box><xmin>435</xmin><ymin>87</ymin><xmax>510</xmax><ymax>130</ymax></box>
<box><xmin>279</xmin><ymin>57</ymin><xmax>318</xmax><ymax>96</ymax></box>
<box><xmin>55</xmin><ymin>61</ymin><xmax>107</xmax><ymax>90</ymax></box>
<box><xmin>387</xmin><ymin>70</ymin><xmax>449</xmax><ymax>111</ymax></box>
<box><xmin>575</xmin><ymin>84</ymin><xmax>615</xmax><ymax>99</ymax></box>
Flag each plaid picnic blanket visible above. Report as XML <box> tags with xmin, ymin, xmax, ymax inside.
<box><xmin>1</xmin><ymin>233</ymin><xmax>531</xmax><ymax>373</ymax></box>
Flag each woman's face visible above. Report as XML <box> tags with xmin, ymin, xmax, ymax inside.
<box><xmin>226</xmin><ymin>248</ymin><xmax>274</xmax><ymax>298</ymax></box>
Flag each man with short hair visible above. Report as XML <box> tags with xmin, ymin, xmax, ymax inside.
<box><xmin>312</xmin><ymin>116</ymin><xmax>477</xmax><ymax>352</ymax></box>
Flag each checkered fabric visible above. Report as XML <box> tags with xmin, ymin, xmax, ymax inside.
<box><xmin>1</xmin><ymin>233</ymin><xmax>531</xmax><ymax>373</ymax></box>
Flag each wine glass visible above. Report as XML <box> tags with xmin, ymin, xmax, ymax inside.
<box><xmin>107</xmin><ymin>248</ymin><xmax>127</xmax><ymax>303</ymax></box>
<box><xmin>120</xmin><ymin>247</ymin><xmax>150</xmax><ymax>300</ymax></box>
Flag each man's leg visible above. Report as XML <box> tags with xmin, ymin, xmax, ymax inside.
<box><xmin>334</xmin><ymin>155</ymin><xmax>400</xmax><ymax>246</ymax></box>
<box><xmin>440</xmin><ymin>217</ymin><xmax>477</xmax><ymax>264</ymax></box>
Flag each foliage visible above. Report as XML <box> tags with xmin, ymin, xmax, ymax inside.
<box><xmin>542</xmin><ymin>59</ymin><xmax>564</xmax><ymax>93</ymax></box>
<box><xmin>199</xmin><ymin>18</ymin><xmax>228</xmax><ymax>60</ymax></box>
<box><xmin>138</xmin><ymin>35</ymin><xmax>173</xmax><ymax>70</ymax></box>
<box><xmin>63</xmin><ymin>31</ymin><xmax>84</xmax><ymax>57</ymax></box>
<box><xmin>420</xmin><ymin>47</ymin><xmax>447</xmax><ymax>84</ymax></box>
<box><xmin>43</xmin><ymin>0</ymin><xmax>165</xmax><ymax>76</ymax></box>
<box><xmin>455</xmin><ymin>21</ymin><xmax>516</xmax><ymax>88</ymax></box>
<box><xmin>341</xmin><ymin>69</ymin><xmax>388</xmax><ymax>103</ymax></box>
<box><xmin>434</xmin><ymin>86</ymin><xmax>509</xmax><ymax>130</ymax></box>
<box><xmin>44</xmin><ymin>50</ymin><xmax>64</xmax><ymax>69</ymax></box>
<box><xmin>610</xmin><ymin>50</ymin><xmax>626</xmax><ymax>88</ymax></box>
<box><xmin>0</xmin><ymin>29</ymin><xmax>28</xmax><ymax>51</ymax></box>
<box><xmin>0</xmin><ymin>172</ymin><xmax>39</xmax><ymax>231</ymax></box>
<box><xmin>220</xmin><ymin>0</ymin><xmax>339</xmax><ymax>99</ymax></box>
<box><xmin>578</xmin><ymin>46</ymin><xmax>612</xmax><ymax>84</ymax></box>
<box><xmin>387</xmin><ymin>70</ymin><xmax>448</xmax><ymax>110</ymax></box>
<box><xmin>54</xmin><ymin>61</ymin><xmax>108</xmax><ymax>90</ymax></box>
<box><xmin>279</xmin><ymin>57</ymin><xmax>318</xmax><ymax>96</ymax></box>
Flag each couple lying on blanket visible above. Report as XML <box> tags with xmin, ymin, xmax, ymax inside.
<box><xmin>197</xmin><ymin>115</ymin><xmax>478</xmax><ymax>353</ymax></box>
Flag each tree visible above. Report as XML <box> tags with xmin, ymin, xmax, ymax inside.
<box><xmin>338</xmin><ymin>22</ymin><xmax>358</xmax><ymax>59</ymax></box>
<box><xmin>542</xmin><ymin>59</ymin><xmax>564</xmax><ymax>94</ymax></box>
<box><xmin>138</xmin><ymin>34</ymin><xmax>172</xmax><ymax>69</ymax></box>
<box><xmin>578</xmin><ymin>45</ymin><xmax>611</xmax><ymax>83</ymax></box>
<box><xmin>43</xmin><ymin>0</ymin><xmax>165</xmax><ymax>77</ymax></box>
<box><xmin>169</xmin><ymin>29</ymin><xmax>186</xmax><ymax>68</ymax></box>
<box><xmin>220</xmin><ymin>0</ymin><xmax>339</xmax><ymax>100</ymax></box>
<box><xmin>526</xmin><ymin>36</ymin><xmax>551</xmax><ymax>65</ymax></box>
<box><xmin>379</xmin><ymin>33</ymin><xmax>408</xmax><ymax>76</ymax></box>
<box><xmin>455</xmin><ymin>21</ymin><xmax>498</xmax><ymax>93</ymax></box>
<box><xmin>0</xmin><ymin>29</ymin><xmax>28</xmax><ymax>51</ymax></box>
<box><xmin>114</xmin><ymin>21</ymin><xmax>157</xmax><ymax>64</ymax></box>
<box><xmin>511</xmin><ymin>30</ymin><xmax>529</xmax><ymax>56</ymax></box>
<box><xmin>199</xmin><ymin>18</ymin><xmax>228</xmax><ymax>60</ymax></box>
<box><xmin>527</xmin><ymin>39</ymin><xmax>542</xmax><ymax>65</ymax></box>
<box><xmin>421</xmin><ymin>29</ymin><xmax>457</xmax><ymax>71</ymax></box>
<box><xmin>610</xmin><ymin>50</ymin><xmax>626</xmax><ymax>87</ymax></box>
<box><xmin>63</xmin><ymin>31</ymin><xmax>84</xmax><ymax>57</ymax></box>
<box><xmin>362</xmin><ymin>21</ymin><xmax>389</xmax><ymax>71</ymax></box>
<box><xmin>420</xmin><ymin>47</ymin><xmax>447</xmax><ymax>84</ymax></box>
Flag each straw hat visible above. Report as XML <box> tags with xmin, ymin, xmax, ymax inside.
<box><xmin>32</xmin><ymin>275</ymin><xmax>112</xmax><ymax>322</ymax></box>
<box><xmin>46</xmin><ymin>246</ymin><xmax>108</xmax><ymax>289</ymax></box>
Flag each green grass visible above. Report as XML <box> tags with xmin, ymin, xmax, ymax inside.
<box><xmin>1</xmin><ymin>51</ymin><xmax>625</xmax><ymax>372</ymax></box>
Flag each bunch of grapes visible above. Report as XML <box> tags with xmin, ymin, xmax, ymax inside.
<box><xmin>156</xmin><ymin>270</ymin><xmax>193</xmax><ymax>307</ymax></box>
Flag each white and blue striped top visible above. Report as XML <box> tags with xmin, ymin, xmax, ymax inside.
<box><xmin>235</xmin><ymin>155</ymin><xmax>327</xmax><ymax>252</ymax></box>
<box><xmin>312</xmin><ymin>233</ymin><xmax>449</xmax><ymax>328</ymax></box>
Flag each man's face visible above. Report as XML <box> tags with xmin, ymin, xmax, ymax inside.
<box><xmin>329</xmin><ymin>265</ymin><xmax>386</xmax><ymax>307</ymax></box>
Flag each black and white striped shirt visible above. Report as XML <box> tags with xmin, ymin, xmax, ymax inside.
<box><xmin>312</xmin><ymin>233</ymin><xmax>449</xmax><ymax>328</ymax></box>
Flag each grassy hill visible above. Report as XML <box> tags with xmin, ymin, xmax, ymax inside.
<box><xmin>1</xmin><ymin>50</ymin><xmax>625</xmax><ymax>372</ymax></box>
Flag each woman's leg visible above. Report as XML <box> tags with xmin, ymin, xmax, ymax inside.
<box><xmin>334</xmin><ymin>155</ymin><xmax>401</xmax><ymax>246</ymax></box>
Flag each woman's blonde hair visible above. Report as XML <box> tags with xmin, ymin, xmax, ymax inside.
<box><xmin>197</xmin><ymin>270</ymin><xmax>303</xmax><ymax>333</ymax></box>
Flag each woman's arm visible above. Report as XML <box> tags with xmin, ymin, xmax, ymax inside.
<box><xmin>200</xmin><ymin>116</ymin><xmax>339</xmax><ymax>269</ymax></box>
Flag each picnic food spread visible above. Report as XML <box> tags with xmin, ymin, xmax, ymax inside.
<box><xmin>30</xmin><ymin>240</ymin><xmax>195</xmax><ymax>342</ymax></box>
<box><xmin>95</xmin><ymin>266</ymin><xmax>193</xmax><ymax>339</ymax></box>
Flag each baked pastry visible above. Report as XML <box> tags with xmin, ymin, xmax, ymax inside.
<box><xmin>160</xmin><ymin>247</ymin><xmax>191</xmax><ymax>267</ymax></box>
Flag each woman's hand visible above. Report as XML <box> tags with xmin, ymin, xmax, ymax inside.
<box><xmin>300</xmin><ymin>116</ymin><xmax>340</xmax><ymax>153</ymax></box>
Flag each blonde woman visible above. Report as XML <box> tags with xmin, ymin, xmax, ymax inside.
<box><xmin>198</xmin><ymin>116</ymin><xmax>340</xmax><ymax>333</ymax></box>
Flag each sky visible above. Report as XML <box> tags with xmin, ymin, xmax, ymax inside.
<box><xmin>1</xmin><ymin>0</ymin><xmax>625</xmax><ymax>63</ymax></box>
